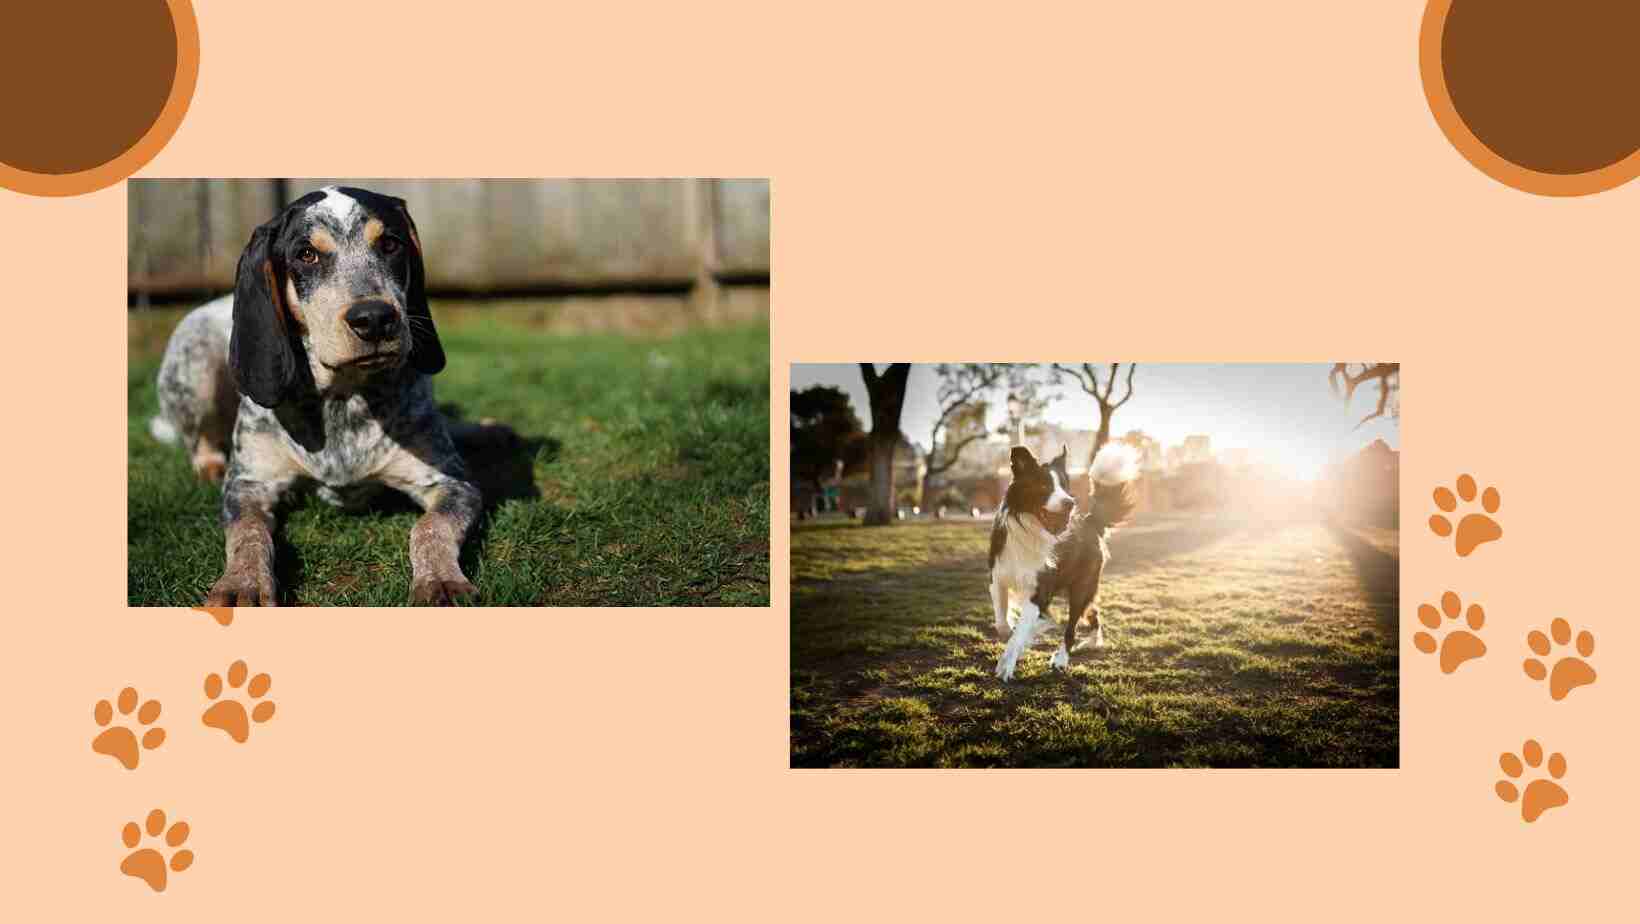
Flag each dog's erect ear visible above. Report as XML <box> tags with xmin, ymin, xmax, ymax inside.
<box><xmin>1051</xmin><ymin>444</ymin><xmax>1069</xmax><ymax>468</ymax></box>
<box><xmin>1009</xmin><ymin>446</ymin><xmax>1038</xmax><ymax>475</ymax></box>
<box><xmin>397</xmin><ymin>203</ymin><xmax>445</xmax><ymax>375</ymax></box>
<box><xmin>228</xmin><ymin>217</ymin><xmax>299</xmax><ymax>408</ymax></box>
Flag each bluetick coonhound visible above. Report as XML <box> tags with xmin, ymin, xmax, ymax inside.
<box><xmin>150</xmin><ymin>186</ymin><xmax>482</xmax><ymax>605</ymax></box>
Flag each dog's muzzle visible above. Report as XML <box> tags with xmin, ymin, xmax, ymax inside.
<box><xmin>1038</xmin><ymin>505</ymin><xmax>1073</xmax><ymax>535</ymax></box>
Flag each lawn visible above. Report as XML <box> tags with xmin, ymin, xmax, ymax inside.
<box><xmin>128</xmin><ymin>303</ymin><xmax>769</xmax><ymax>606</ymax></box>
<box><xmin>791</xmin><ymin>514</ymin><xmax>1398</xmax><ymax>767</ymax></box>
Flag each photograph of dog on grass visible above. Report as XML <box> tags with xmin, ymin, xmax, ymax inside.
<box><xmin>791</xmin><ymin>363</ymin><xmax>1400</xmax><ymax>767</ymax></box>
<box><xmin>128</xmin><ymin>179</ymin><xmax>769</xmax><ymax>607</ymax></box>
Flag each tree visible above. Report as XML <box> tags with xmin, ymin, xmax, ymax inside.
<box><xmin>859</xmin><ymin>363</ymin><xmax>912</xmax><ymax>526</ymax></box>
<box><xmin>924</xmin><ymin>363</ymin><xmax>1007</xmax><ymax>481</ymax></box>
<box><xmin>790</xmin><ymin>385</ymin><xmax>865</xmax><ymax>506</ymax></box>
<box><xmin>1329</xmin><ymin>363</ymin><xmax>1400</xmax><ymax>428</ymax></box>
<box><xmin>999</xmin><ymin>363</ymin><xmax>1053</xmax><ymax>447</ymax></box>
<box><xmin>1051</xmin><ymin>363</ymin><xmax>1137</xmax><ymax>467</ymax></box>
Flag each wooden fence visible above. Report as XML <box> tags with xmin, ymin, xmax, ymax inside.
<box><xmin>127</xmin><ymin>178</ymin><xmax>769</xmax><ymax>300</ymax></box>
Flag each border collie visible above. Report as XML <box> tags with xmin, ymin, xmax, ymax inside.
<box><xmin>991</xmin><ymin>443</ymin><xmax>1138</xmax><ymax>681</ymax></box>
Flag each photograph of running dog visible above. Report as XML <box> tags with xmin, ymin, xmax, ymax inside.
<box><xmin>792</xmin><ymin>363</ymin><xmax>1400</xmax><ymax>767</ymax></box>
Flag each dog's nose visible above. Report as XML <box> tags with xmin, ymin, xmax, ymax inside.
<box><xmin>344</xmin><ymin>300</ymin><xmax>398</xmax><ymax>343</ymax></box>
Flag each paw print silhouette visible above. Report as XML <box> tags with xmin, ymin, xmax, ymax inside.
<box><xmin>1495</xmin><ymin>740</ymin><xmax>1569</xmax><ymax>823</ymax></box>
<box><xmin>1413</xmin><ymin>592</ymin><xmax>1487</xmax><ymax>674</ymax></box>
<box><xmin>91</xmin><ymin>687</ymin><xmax>165</xmax><ymax>770</ymax></box>
<box><xmin>1524</xmin><ymin>619</ymin><xmax>1598</xmax><ymax>701</ymax></box>
<box><xmin>202</xmin><ymin>660</ymin><xmax>276</xmax><ymax>743</ymax></box>
<box><xmin>119</xmin><ymin>809</ymin><xmax>194</xmax><ymax>892</ymax></box>
<box><xmin>1429</xmin><ymin>475</ymin><xmax>1502</xmax><ymax>557</ymax></box>
<box><xmin>192</xmin><ymin>605</ymin><xmax>233</xmax><ymax>626</ymax></box>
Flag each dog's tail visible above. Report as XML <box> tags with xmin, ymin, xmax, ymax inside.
<box><xmin>148</xmin><ymin>415</ymin><xmax>181</xmax><ymax>446</ymax></box>
<box><xmin>1085</xmin><ymin>443</ymin><xmax>1139</xmax><ymax>535</ymax></box>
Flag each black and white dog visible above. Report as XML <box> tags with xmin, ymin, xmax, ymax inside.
<box><xmin>991</xmin><ymin>443</ymin><xmax>1138</xmax><ymax>680</ymax></box>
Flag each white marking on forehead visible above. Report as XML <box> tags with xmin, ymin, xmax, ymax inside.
<box><xmin>315</xmin><ymin>186</ymin><xmax>361</xmax><ymax>226</ymax></box>
<box><xmin>1047</xmin><ymin>469</ymin><xmax>1074</xmax><ymax>510</ymax></box>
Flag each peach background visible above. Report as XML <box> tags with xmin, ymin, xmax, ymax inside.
<box><xmin>0</xmin><ymin>1</ymin><xmax>1634</xmax><ymax>920</ymax></box>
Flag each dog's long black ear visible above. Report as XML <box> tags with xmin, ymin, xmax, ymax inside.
<box><xmin>397</xmin><ymin>204</ymin><xmax>445</xmax><ymax>375</ymax></box>
<box><xmin>228</xmin><ymin>218</ymin><xmax>299</xmax><ymax>408</ymax></box>
<box><xmin>1009</xmin><ymin>446</ymin><xmax>1038</xmax><ymax>475</ymax></box>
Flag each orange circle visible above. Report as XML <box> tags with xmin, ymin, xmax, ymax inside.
<box><xmin>1420</xmin><ymin>0</ymin><xmax>1640</xmax><ymax>197</ymax></box>
<box><xmin>0</xmin><ymin>0</ymin><xmax>198</xmax><ymax>197</ymax></box>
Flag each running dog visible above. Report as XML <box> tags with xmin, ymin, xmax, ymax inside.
<box><xmin>991</xmin><ymin>444</ymin><xmax>1137</xmax><ymax>680</ymax></box>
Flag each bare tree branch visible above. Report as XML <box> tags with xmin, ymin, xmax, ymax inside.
<box><xmin>926</xmin><ymin>433</ymin><xmax>987</xmax><ymax>477</ymax></box>
<box><xmin>925</xmin><ymin>363</ymin><xmax>1006</xmax><ymax>478</ymax></box>
<box><xmin>1329</xmin><ymin>363</ymin><xmax>1400</xmax><ymax>429</ymax></box>
<box><xmin>1114</xmin><ymin>362</ymin><xmax>1136</xmax><ymax>410</ymax></box>
<box><xmin>1050</xmin><ymin>362</ymin><xmax>1139</xmax><ymax>467</ymax></box>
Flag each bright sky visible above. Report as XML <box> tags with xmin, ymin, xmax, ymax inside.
<box><xmin>790</xmin><ymin>363</ymin><xmax>1400</xmax><ymax>481</ymax></box>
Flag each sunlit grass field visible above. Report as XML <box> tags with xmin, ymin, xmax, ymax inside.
<box><xmin>791</xmin><ymin>514</ymin><xmax>1398</xmax><ymax>767</ymax></box>
<box><xmin>129</xmin><ymin>303</ymin><xmax>769</xmax><ymax>606</ymax></box>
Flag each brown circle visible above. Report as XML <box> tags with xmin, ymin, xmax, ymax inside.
<box><xmin>0</xmin><ymin>0</ymin><xmax>197</xmax><ymax>197</ymax></box>
<box><xmin>1421</xmin><ymin>0</ymin><xmax>1640</xmax><ymax>196</ymax></box>
<box><xmin>0</xmin><ymin>3</ymin><xmax>174</xmax><ymax>174</ymax></box>
<box><xmin>1442</xmin><ymin>1</ymin><xmax>1640</xmax><ymax>175</ymax></box>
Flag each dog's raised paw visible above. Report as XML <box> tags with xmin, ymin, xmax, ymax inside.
<box><xmin>1495</xmin><ymin>740</ymin><xmax>1570</xmax><ymax>823</ymax></box>
<box><xmin>1524</xmin><ymin>619</ymin><xmax>1597</xmax><ymax>701</ymax></box>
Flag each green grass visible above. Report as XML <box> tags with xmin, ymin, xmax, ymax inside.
<box><xmin>791</xmin><ymin>514</ymin><xmax>1398</xmax><ymax>767</ymax></box>
<box><xmin>128</xmin><ymin>304</ymin><xmax>769</xmax><ymax>606</ymax></box>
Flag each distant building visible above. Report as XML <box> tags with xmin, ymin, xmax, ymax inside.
<box><xmin>1119</xmin><ymin>430</ymin><xmax>1165</xmax><ymax>472</ymax></box>
<box><xmin>1181</xmin><ymin>435</ymin><xmax>1213</xmax><ymax>465</ymax></box>
<box><xmin>1321</xmin><ymin>438</ymin><xmax>1400</xmax><ymax>526</ymax></box>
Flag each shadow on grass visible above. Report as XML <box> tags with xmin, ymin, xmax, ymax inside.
<box><xmin>792</xmin><ymin>515</ymin><xmax>1400</xmax><ymax>767</ymax></box>
<box><xmin>258</xmin><ymin>411</ymin><xmax>555</xmax><ymax>605</ymax></box>
<box><xmin>1324</xmin><ymin>519</ymin><xmax>1399</xmax><ymax>635</ymax></box>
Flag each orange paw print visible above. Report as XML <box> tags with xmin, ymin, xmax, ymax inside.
<box><xmin>91</xmin><ymin>687</ymin><xmax>165</xmax><ymax>770</ymax></box>
<box><xmin>1429</xmin><ymin>475</ymin><xmax>1502</xmax><ymax>557</ymax></box>
<box><xmin>1413</xmin><ymin>592</ymin><xmax>1487</xmax><ymax>674</ymax></box>
<box><xmin>119</xmin><ymin>809</ymin><xmax>194</xmax><ymax>893</ymax></box>
<box><xmin>1524</xmin><ymin>618</ymin><xmax>1598</xmax><ymax>701</ymax></box>
<box><xmin>192</xmin><ymin>606</ymin><xmax>232</xmax><ymax>626</ymax></box>
<box><xmin>202</xmin><ymin>660</ymin><xmax>276</xmax><ymax>743</ymax></box>
<box><xmin>1495</xmin><ymin>740</ymin><xmax>1569</xmax><ymax>824</ymax></box>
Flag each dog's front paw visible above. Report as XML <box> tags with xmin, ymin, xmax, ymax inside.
<box><xmin>410</xmin><ymin>576</ymin><xmax>478</xmax><ymax>606</ymax></box>
<box><xmin>1049</xmin><ymin>645</ymin><xmax>1070</xmax><ymax>671</ymax></box>
<box><xmin>994</xmin><ymin>649</ymin><xmax>1020</xmax><ymax>682</ymax></box>
<box><xmin>204</xmin><ymin>566</ymin><xmax>277</xmax><ymax>607</ymax></box>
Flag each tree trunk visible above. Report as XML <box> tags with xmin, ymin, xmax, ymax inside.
<box><xmin>1089</xmin><ymin>416</ymin><xmax>1111</xmax><ymax>471</ymax></box>
<box><xmin>859</xmin><ymin>363</ymin><xmax>912</xmax><ymax>527</ymax></box>
<box><xmin>865</xmin><ymin>430</ymin><xmax>897</xmax><ymax>525</ymax></box>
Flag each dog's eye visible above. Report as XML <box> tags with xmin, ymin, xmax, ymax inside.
<box><xmin>379</xmin><ymin>236</ymin><xmax>402</xmax><ymax>256</ymax></box>
<box><xmin>297</xmin><ymin>247</ymin><xmax>319</xmax><ymax>265</ymax></box>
